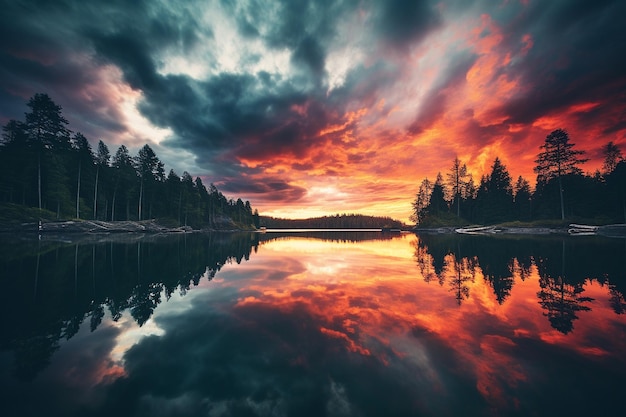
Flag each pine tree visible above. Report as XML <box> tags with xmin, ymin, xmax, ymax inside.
<box><xmin>602</xmin><ymin>141</ymin><xmax>623</xmax><ymax>175</ymax></box>
<box><xmin>72</xmin><ymin>133</ymin><xmax>94</xmax><ymax>219</ymax></box>
<box><xmin>487</xmin><ymin>157</ymin><xmax>513</xmax><ymax>222</ymax></box>
<box><xmin>534</xmin><ymin>129</ymin><xmax>588</xmax><ymax>220</ymax></box>
<box><xmin>111</xmin><ymin>145</ymin><xmax>136</xmax><ymax>220</ymax></box>
<box><xmin>411</xmin><ymin>178</ymin><xmax>432</xmax><ymax>224</ymax></box>
<box><xmin>513</xmin><ymin>176</ymin><xmax>532</xmax><ymax>220</ymax></box>
<box><xmin>1</xmin><ymin>120</ymin><xmax>31</xmax><ymax>203</ymax></box>
<box><xmin>24</xmin><ymin>93</ymin><xmax>71</xmax><ymax>210</ymax></box>
<box><xmin>446</xmin><ymin>157</ymin><xmax>469</xmax><ymax>217</ymax></box>
<box><xmin>429</xmin><ymin>173</ymin><xmax>448</xmax><ymax>215</ymax></box>
<box><xmin>93</xmin><ymin>140</ymin><xmax>110</xmax><ymax>219</ymax></box>
<box><xmin>135</xmin><ymin>144</ymin><xmax>164</xmax><ymax>220</ymax></box>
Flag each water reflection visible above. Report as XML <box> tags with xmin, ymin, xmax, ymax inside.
<box><xmin>0</xmin><ymin>232</ymin><xmax>625</xmax><ymax>417</ymax></box>
<box><xmin>0</xmin><ymin>233</ymin><xmax>259</xmax><ymax>382</ymax></box>
<box><xmin>415</xmin><ymin>234</ymin><xmax>626</xmax><ymax>330</ymax></box>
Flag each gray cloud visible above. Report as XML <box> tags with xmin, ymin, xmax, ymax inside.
<box><xmin>373</xmin><ymin>0</ymin><xmax>442</xmax><ymax>48</ymax></box>
<box><xmin>489</xmin><ymin>0</ymin><xmax>626</xmax><ymax>127</ymax></box>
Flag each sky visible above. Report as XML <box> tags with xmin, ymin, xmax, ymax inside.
<box><xmin>1</xmin><ymin>0</ymin><xmax>625</xmax><ymax>222</ymax></box>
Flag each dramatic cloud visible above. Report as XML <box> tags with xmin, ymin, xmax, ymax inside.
<box><xmin>1</xmin><ymin>0</ymin><xmax>625</xmax><ymax>221</ymax></box>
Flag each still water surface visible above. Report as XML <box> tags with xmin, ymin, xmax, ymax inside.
<box><xmin>1</xmin><ymin>231</ymin><xmax>625</xmax><ymax>417</ymax></box>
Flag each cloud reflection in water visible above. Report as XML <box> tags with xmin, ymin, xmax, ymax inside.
<box><xmin>1</xmin><ymin>233</ymin><xmax>625</xmax><ymax>417</ymax></box>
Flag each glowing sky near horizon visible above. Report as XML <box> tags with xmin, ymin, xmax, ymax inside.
<box><xmin>1</xmin><ymin>0</ymin><xmax>625</xmax><ymax>222</ymax></box>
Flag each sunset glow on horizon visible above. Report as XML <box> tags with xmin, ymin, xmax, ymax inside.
<box><xmin>2</xmin><ymin>1</ymin><xmax>625</xmax><ymax>222</ymax></box>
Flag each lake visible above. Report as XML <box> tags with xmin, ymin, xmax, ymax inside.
<box><xmin>1</xmin><ymin>231</ymin><xmax>625</xmax><ymax>417</ymax></box>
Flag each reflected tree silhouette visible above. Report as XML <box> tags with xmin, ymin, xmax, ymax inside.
<box><xmin>90</xmin><ymin>303</ymin><xmax>105</xmax><ymax>332</ymax></box>
<box><xmin>414</xmin><ymin>233</ymin><xmax>621</xmax><ymax>329</ymax></box>
<box><xmin>482</xmin><ymin>259</ymin><xmax>516</xmax><ymax>305</ymax></box>
<box><xmin>0</xmin><ymin>232</ymin><xmax>260</xmax><ymax>380</ymax></box>
<box><xmin>608</xmin><ymin>285</ymin><xmax>626</xmax><ymax>315</ymax></box>
<box><xmin>537</xmin><ymin>276</ymin><xmax>593</xmax><ymax>334</ymax></box>
<box><xmin>535</xmin><ymin>240</ymin><xmax>594</xmax><ymax>334</ymax></box>
<box><xmin>63</xmin><ymin>315</ymin><xmax>83</xmax><ymax>340</ymax></box>
<box><xmin>10</xmin><ymin>332</ymin><xmax>61</xmax><ymax>381</ymax></box>
<box><xmin>413</xmin><ymin>240</ymin><xmax>438</xmax><ymax>284</ymax></box>
<box><xmin>509</xmin><ymin>258</ymin><xmax>532</xmax><ymax>282</ymax></box>
<box><xmin>2</xmin><ymin>232</ymin><xmax>626</xmax><ymax>381</ymax></box>
<box><xmin>445</xmin><ymin>253</ymin><xmax>477</xmax><ymax>305</ymax></box>
<box><xmin>130</xmin><ymin>283</ymin><xmax>163</xmax><ymax>327</ymax></box>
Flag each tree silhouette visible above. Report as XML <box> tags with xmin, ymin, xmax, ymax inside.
<box><xmin>411</xmin><ymin>178</ymin><xmax>432</xmax><ymax>224</ymax></box>
<box><xmin>24</xmin><ymin>93</ymin><xmax>71</xmax><ymax>211</ymax></box>
<box><xmin>72</xmin><ymin>132</ymin><xmax>94</xmax><ymax>219</ymax></box>
<box><xmin>1</xmin><ymin>93</ymin><xmax>259</xmax><ymax>228</ymax></box>
<box><xmin>534</xmin><ymin>129</ymin><xmax>588</xmax><ymax>220</ymax></box>
<box><xmin>111</xmin><ymin>145</ymin><xmax>136</xmax><ymax>220</ymax></box>
<box><xmin>513</xmin><ymin>175</ymin><xmax>532</xmax><ymax>221</ymax></box>
<box><xmin>447</xmin><ymin>157</ymin><xmax>469</xmax><ymax>217</ymax></box>
<box><xmin>602</xmin><ymin>141</ymin><xmax>623</xmax><ymax>175</ymax></box>
<box><xmin>474</xmin><ymin>158</ymin><xmax>513</xmax><ymax>223</ymax></box>
<box><xmin>1</xmin><ymin>120</ymin><xmax>31</xmax><ymax>204</ymax></box>
<box><xmin>135</xmin><ymin>144</ymin><xmax>164</xmax><ymax>220</ymax></box>
<box><xmin>429</xmin><ymin>173</ymin><xmax>448</xmax><ymax>214</ymax></box>
<box><xmin>93</xmin><ymin>140</ymin><xmax>110</xmax><ymax>219</ymax></box>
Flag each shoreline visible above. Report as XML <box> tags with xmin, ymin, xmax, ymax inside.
<box><xmin>414</xmin><ymin>223</ymin><xmax>626</xmax><ymax>238</ymax></box>
<box><xmin>0</xmin><ymin>219</ymin><xmax>251</xmax><ymax>235</ymax></box>
<box><xmin>2</xmin><ymin>219</ymin><xmax>625</xmax><ymax>239</ymax></box>
<box><xmin>413</xmin><ymin>226</ymin><xmax>565</xmax><ymax>235</ymax></box>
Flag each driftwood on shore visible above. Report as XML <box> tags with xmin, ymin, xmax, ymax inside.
<box><xmin>0</xmin><ymin>212</ymin><xmax>247</xmax><ymax>235</ymax></box>
<box><xmin>568</xmin><ymin>223</ymin><xmax>626</xmax><ymax>237</ymax></box>
<box><xmin>445</xmin><ymin>223</ymin><xmax>626</xmax><ymax>237</ymax></box>
<box><xmin>453</xmin><ymin>225</ymin><xmax>558</xmax><ymax>235</ymax></box>
<box><xmin>3</xmin><ymin>219</ymin><xmax>194</xmax><ymax>234</ymax></box>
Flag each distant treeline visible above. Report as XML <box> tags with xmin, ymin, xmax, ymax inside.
<box><xmin>0</xmin><ymin>93</ymin><xmax>259</xmax><ymax>229</ymax></box>
<box><xmin>412</xmin><ymin>129</ymin><xmax>626</xmax><ymax>226</ymax></box>
<box><xmin>261</xmin><ymin>213</ymin><xmax>404</xmax><ymax>229</ymax></box>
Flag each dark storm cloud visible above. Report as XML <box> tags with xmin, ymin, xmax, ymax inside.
<box><xmin>292</xmin><ymin>36</ymin><xmax>326</xmax><ymax>77</ymax></box>
<box><xmin>0</xmin><ymin>0</ymin><xmax>202</xmax><ymax>140</ymax></box>
<box><xmin>218</xmin><ymin>176</ymin><xmax>307</xmax><ymax>202</ymax></box>
<box><xmin>222</xmin><ymin>0</ymin><xmax>443</xmax><ymax>86</ymax></box>
<box><xmin>222</xmin><ymin>0</ymin><xmax>356</xmax><ymax>84</ymax></box>
<box><xmin>374</xmin><ymin>0</ymin><xmax>442</xmax><ymax>48</ymax></box>
<box><xmin>77</xmin><ymin>0</ymin><xmax>346</xmax><ymax>176</ymax></box>
<box><xmin>489</xmin><ymin>0</ymin><xmax>626</xmax><ymax>129</ymax></box>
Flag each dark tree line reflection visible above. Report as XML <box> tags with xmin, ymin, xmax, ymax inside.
<box><xmin>414</xmin><ymin>234</ymin><xmax>626</xmax><ymax>333</ymax></box>
<box><xmin>0</xmin><ymin>232</ymin><xmax>260</xmax><ymax>381</ymax></box>
<box><xmin>0</xmin><ymin>231</ymin><xmax>406</xmax><ymax>381</ymax></box>
<box><xmin>2</xmin><ymin>231</ymin><xmax>626</xmax><ymax>382</ymax></box>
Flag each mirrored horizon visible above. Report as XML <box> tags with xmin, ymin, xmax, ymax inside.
<box><xmin>1</xmin><ymin>232</ymin><xmax>625</xmax><ymax>416</ymax></box>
